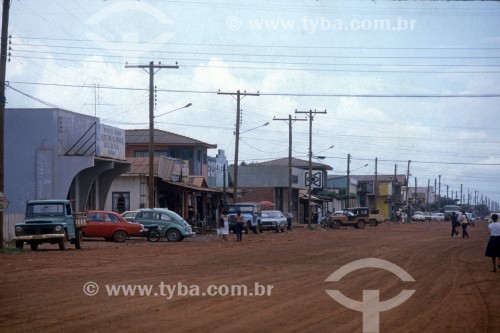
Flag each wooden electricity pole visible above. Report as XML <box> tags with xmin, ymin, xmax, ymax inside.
<box><xmin>218</xmin><ymin>90</ymin><xmax>259</xmax><ymax>203</ymax></box>
<box><xmin>125</xmin><ymin>61</ymin><xmax>178</xmax><ymax>208</ymax></box>
<box><xmin>273</xmin><ymin>114</ymin><xmax>306</xmax><ymax>214</ymax></box>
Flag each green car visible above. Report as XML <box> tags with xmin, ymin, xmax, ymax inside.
<box><xmin>134</xmin><ymin>208</ymin><xmax>195</xmax><ymax>242</ymax></box>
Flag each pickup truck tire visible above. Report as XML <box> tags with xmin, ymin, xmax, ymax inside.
<box><xmin>330</xmin><ymin>220</ymin><xmax>341</xmax><ymax>229</ymax></box>
<box><xmin>30</xmin><ymin>242</ymin><xmax>39</xmax><ymax>251</ymax></box>
<box><xmin>244</xmin><ymin>222</ymin><xmax>250</xmax><ymax>234</ymax></box>
<box><xmin>112</xmin><ymin>230</ymin><xmax>128</xmax><ymax>243</ymax></box>
<box><xmin>74</xmin><ymin>229</ymin><xmax>83</xmax><ymax>249</ymax></box>
<box><xmin>355</xmin><ymin>221</ymin><xmax>366</xmax><ymax>229</ymax></box>
<box><xmin>59</xmin><ymin>232</ymin><xmax>68</xmax><ymax>251</ymax></box>
<box><xmin>369</xmin><ymin>219</ymin><xmax>378</xmax><ymax>227</ymax></box>
<box><xmin>166</xmin><ymin>229</ymin><xmax>181</xmax><ymax>242</ymax></box>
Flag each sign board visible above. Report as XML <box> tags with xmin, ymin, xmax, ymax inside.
<box><xmin>96</xmin><ymin>123</ymin><xmax>126</xmax><ymax>160</ymax></box>
<box><xmin>304</xmin><ymin>171</ymin><xmax>323</xmax><ymax>188</ymax></box>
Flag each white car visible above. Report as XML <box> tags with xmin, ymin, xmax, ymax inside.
<box><xmin>260</xmin><ymin>210</ymin><xmax>287</xmax><ymax>232</ymax></box>
<box><xmin>431</xmin><ymin>212</ymin><xmax>445</xmax><ymax>221</ymax></box>
<box><xmin>121</xmin><ymin>210</ymin><xmax>140</xmax><ymax>222</ymax></box>
<box><xmin>412</xmin><ymin>211</ymin><xmax>425</xmax><ymax>221</ymax></box>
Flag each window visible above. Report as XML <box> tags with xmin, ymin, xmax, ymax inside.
<box><xmin>112</xmin><ymin>192</ymin><xmax>130</xmax><ymax>213</ymax></box>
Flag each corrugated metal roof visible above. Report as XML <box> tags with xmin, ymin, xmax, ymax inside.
<box><xmin>252</xmin><ymin>157</ymin><xmax>333</xmax><ymax>170</ymax></box>
<box><xmin>125</xmin><ymin>129</ymin><xmax>217</xmax><ymax>148</ymax></box>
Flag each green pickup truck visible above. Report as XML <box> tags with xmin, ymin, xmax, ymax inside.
<box><xmin>13</xmin><ymin>199</ymin><xmax>86</xmax><ymax>251</ymax></box>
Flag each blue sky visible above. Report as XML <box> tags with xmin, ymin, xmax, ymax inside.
<box><xmin>4</xmin><ymin>0</ymin><xmax>500</xmax><ymax>206</ymax></box>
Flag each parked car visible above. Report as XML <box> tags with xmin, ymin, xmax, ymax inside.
<box><xmin>81</xmin><ymin>210</ymin><xmax>143</xmax><ymax>242</ymax></box>
<box><xmin>121</xmin><ymin>210</ymin><xmax>139</xmax><ymax>222</ymax></box>
<box><xmin>412</xmin><ymin>211</ymin><xmax>425</xmax><ymax>221</ymax></box>
<box><xmin>227</xmin><ymin>202</ymin><xmax>262</xmax><ymax>234</ymax></box>
<box><xmin>431</xmin><ymin>212</ymin><xmax>445</xmax><ymax>221</ymax></box>
<box><xmin>423</xmin><ymin>212</ymin><xmax>432</xmax><ymax>221</ymax></box>
<box><xmin>134</xmin><ymin>208</ymin><xmax>195</xmax><ymax>242</ymax></box>
<box><xmin>260</xmin><ymin>210</ymin><xmax>287</xmax><ymax>232</ymax></box>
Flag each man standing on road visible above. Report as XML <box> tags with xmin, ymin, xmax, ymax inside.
<box><xmin>450</xmin><ymin>211</ymin><xmax>460</xmax><ymax>237</ymax></box>
<box><xmin>235</xmin><ymin>210</ymin><xmax>244</xmax><ymax>242</ymax></box>
<box><xmin>286</xmin><ymin>210</ymin><xmax>293</xmax><ymax>231</ymax></box>
<box><xmin>459</xmin><ymin>210</ymin><xmax>469</xmax><ymax>239</ymax></box>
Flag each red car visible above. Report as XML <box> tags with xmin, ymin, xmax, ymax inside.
<box><xmin>81</xmin><ymin>210</ymin><xmax>143</xmax><ymax>242</ymax></box>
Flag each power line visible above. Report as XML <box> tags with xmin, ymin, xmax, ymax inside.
<box><xmin>8</xmin><ymin>81</ymin><xmax>500</xmax><ymax>98</ymax></box>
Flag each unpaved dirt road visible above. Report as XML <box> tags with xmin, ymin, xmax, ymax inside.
<box><xmin>1</xmin><ymin>221</ymin><xmax>499</xmax><ymax>333</ymax></box>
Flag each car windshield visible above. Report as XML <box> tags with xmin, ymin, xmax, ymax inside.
<box><xmin>262</xmin><ymin>211</ymin><xmax>280</xmax><ymax>218</ymax></box>
<box><xmin>26</xmin><ymin>204</ymin><xmax>64</xmax><ymax>217</ymax></box>
<box><xmin>227</xmin><ymin>205</ymin><xmax>254</xmax><ymax>214</ymax></box>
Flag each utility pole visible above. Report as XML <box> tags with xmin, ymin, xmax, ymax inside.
<box><xmin>374</xmin><ymin>157</ymin><xmax>378</xmax><ymax>209</ymax></box>
<box><xmin>126</xmin><ymin>61</ymin><xmax>179</xmax><ymax>208</ymax></box>
<box><xmin>426</xmin><ymin>179</ymin><xmax>430</xmax><ymax>209</ymax></box>
<box><xmin>295</xmin><ymin>109</ymin><xmax>326</xmax><ymax>227</ymax></box>
<box><xmin>438</xmin><ymin>175</ymin><xmax>441</xmax><ymax>208</ymax></box>
<box><xmin>273</xmin><ymin>114</ymin><xmax>306</xmax><ymax>215</ymax></box>
<box><xmin>405</xmin><ymin>160</ymin><xmax>411</xmax><ymax>210</ymax></box>
<box><xmin>346</xmin><ymin>153</ymin><xmax>351</xmax><ymax>209</ymax></box>
<box><xmin>414</xmin><ymin>177</ymin><xmax>417</xmax><ymax>211</ymax></box>
<box><xmin>434</xmin><ymin>178</ymin><xmax>437</xmax><ymax>206</ymax></box>
<box><xmin>218</xmin><ymin>90</ymin><xmax>259</xmax><ymax>203</ymax></box>
<box><xmin>0</xmin><ymin>0</ymin><xmax>11</xmax><ymax>248</ymax></box>
<box><xmin>460</xmin><ymin>184</ymin><xmax>463</xmax><ymax>206</ymax></box>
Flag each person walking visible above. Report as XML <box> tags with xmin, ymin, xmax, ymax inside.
<box><xmin>459</xmin><ymin>210</ymin><xmax>469</xmax><ymax>239</ymax></box>
<box><xmin>450</xmin><ymin>211</ymin><xmax>460</xmax><ymax>237</ymax></box>
<box><xmin>485</xmin><ymin>213</ymin><xmax>500</xmax><ymax>272</ymax></box>
<box><xmin>221</xmin><ymin>210</ymin><xmax>229</xmax><ymax>241</ymax></box>
<box><xmin>286</xmin><ymin>210</ymin><xmax>293</xmax><ymax>231</ymax></box>
<box><xmin>235</xmin><ymin>210</ymin><xmax>244</xmax><ymax>242</ymax></box>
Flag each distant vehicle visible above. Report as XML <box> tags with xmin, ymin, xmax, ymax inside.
<box><xmin>431</xmin><ymin>212</ymin><xmax>445</xmax><ymax>221</ymax></box>
<box><xmin>412</xmin><ymin>211</ymin><xmax>425</xmax><ymax>221</ymax></box>
<box><xmin>82</xmin><ymin>210</ymin><xmax>143</xmax><ymax>242</ymax></box>
<box><xmin>327</xmin><ymin>207</ymin><xmax>370</xmax><ymax>229</ymax></box>
<box><xmin>443</xmin><ymin>205</ymin><xmax>461</xmax><ymax>221</ymax></box>
<box><xmin>423</xmin><ymin>212</ymin><xmax>432</xmax><ymax>221</ymax></box>
<box><xmin>227</xmin><ymin>202</ymin><xmax>262</xmax><ymax>234</ymax></box>
<box><xmin>121</xmin><ymin>210</ymin><xmax>139</xmax><ymax>222</ymax></box>
<box><xmin>333</xmin><ymin>211</ymin><xmax>344</xmax><ymax>216</ymax></box>
<box><xmin>260</xmin><ymin>210</ymin><xmax>287</xmax><ymax>232</ymax></box>
<box><xmin>134</xmin><ymin>208</ymin><xmax>195</xmax><ymax>242</ymax></box>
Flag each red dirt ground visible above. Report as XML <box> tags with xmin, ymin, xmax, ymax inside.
<box><xmin>1</xmin><ymin>220</ymin><xmax>499</xmax><ymax>333</ymax></box>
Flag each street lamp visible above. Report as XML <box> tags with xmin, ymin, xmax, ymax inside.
<box><xmin>148</xmin><ymin>102</ymin><xmax>192</xmax><ymax>208</ymax></box>
<box><xmin>233</xmin><ymin>121</ymin><xmax>270</xmax><ymax>203</ymax></box>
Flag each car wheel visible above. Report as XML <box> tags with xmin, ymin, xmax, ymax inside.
<box><xmin>30</xmin><ymin>242</ymin><xmax>39</xmax><ymax>251</ymax></box>
<box><xmin>74</xmin><ymin>229</ymin><xmax>83</xmax><ymax>249</ymax></box>
<box><xmin>59</xmin><ymin>232</ymin><xmax>68</xmax><ymax>251</ymax></box>
<box><xmin>112</xmin><ymin>230</ymin><xmax>128</xmax><ymax>243</ymax></box>
<box><xmin>355</xmin><ymin>221</ymin><xmax>366</xmax><ymax>229</ymax></box>
<box><xmin>166</xmin><ymin>229</ymin><xmax>181</xmax><ymax>242</ymax></box>
<box><xmin>330</xmin><ymin>220</ymin><xmax>341</xmax><ymax>229</ymax></box>
<box><xmin>244</xmin><ymin>222</ymin><xmax>250</xmax><ymax>234</ymax></box>
<box><xmin>369</xmin><ymin>219</ymin><xmax>378</xmax><ymax>227</ymax></box>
